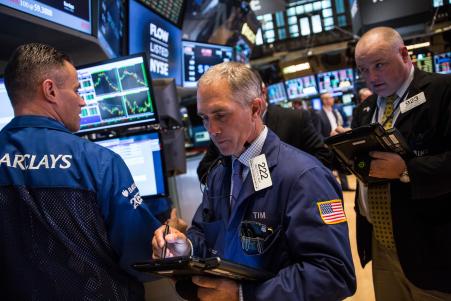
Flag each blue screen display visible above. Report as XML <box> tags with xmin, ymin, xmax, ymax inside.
<box><xmin>0</xmin><ymin>0</ymin><xmax>91</xmax><ymax>34</ymax></box>
<box><xmin>267</xmin><ymin>82</ymin><xmax>288</xmax><ymax>104</ymax></box>
<box><xmin>95</xmin><ymin>131</ymin><xmax>167</xmax><ymax>198</ymax></box>
<box><xmin>129</xmin><ymin>0</ymin><xmax>182</xmax><ymax>85</ymax></box>
<box><xmin>434</xmin><ymin>52</ymin><xmax>451</xmax><ymax>74</ymax></box>
<box><xmin>98</xmin><ymin>0</ymin><xmax>125</xmax><ymax>58</ymax></box>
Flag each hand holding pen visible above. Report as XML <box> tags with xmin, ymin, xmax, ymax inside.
<box><xmin>152</xmin><ymin>222</ymin><xmax>191</xmax><ymax>259</ymax></box>
<box><xmin>161</xmin><ymin>222</ymin><xmax>170</xmax><ymax>259</ymax></box>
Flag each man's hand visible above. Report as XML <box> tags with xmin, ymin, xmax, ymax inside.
<box><xmin>152</xmin><ymin>224</ymin><xmax>190</xmax><ymax>259</ymax></box>
<box><xmin>167</xmin><ymin>208</ymin><xmax>188</xmax><ymax>233</ymax></box>
<box><xmin>192</xmin><ymin>276</ymin><xmax>239</xmax><ymax>301</ymax></box>
<box><xmin>369</xmin><ymin>151</ymin><xmax>406</xmax><ymax>179</ymax></box>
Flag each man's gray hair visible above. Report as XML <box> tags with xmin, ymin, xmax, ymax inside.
<box><xmin>198</xmin><ymin>62</ymin><xmax>263</xmax><ymax>106</ymax></box>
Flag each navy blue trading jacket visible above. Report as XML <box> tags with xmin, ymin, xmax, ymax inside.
<box><xmin>0</xmin><ymin>116</ymin><xmax>161</xmax><ymax>300</ymax></box>
<box><xmin>188</xmin><ymin>130</ymin><xmax>356</xmax><ymax>300</ymax></box>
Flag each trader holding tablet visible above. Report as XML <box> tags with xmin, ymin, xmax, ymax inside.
<box><xmin>353</xmin><ymin>27</ymin><xmax>451</xmax><ymax>300</ymax></box>
<box><xmin>153</xmin><ymin>62</ymin><xmax>356</xmax><ymax>301</ymax></box>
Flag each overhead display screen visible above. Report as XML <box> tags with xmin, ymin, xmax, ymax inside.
<box><xmin>317</xmin><ymin>68</ymin><xmax>354</xmax><ymax>93</ymax></box>
<box><xmin>76</xmin><ymin>54</ymin><xmax>158</xmax><ymax>133</ymax></box>
<box><xmin>98</xmin><ymin>0</ymin><xmax>125</xmax><ymax>58</ymax></box>
<box><xmin>182</xmin><ymin>40</ymin><xmax>233</xmax><ymax>88</ymax></box>
<box><xmin>135</xmin><ymin>0</ymin><xmax>185</xmax><ymax>28</ymax></box>
<box><xmin>0</xmin><ymin>0</ymin><xmax>91</xmax><ymax>34</ymax></box>
<box><xmin>284</xmin><ymin>75</ymin><xmax>318</xmax><ymax>99</ymax></box>
<box><xmin>129</xmin><ymin>0</ymin><xmax>182</xmax><ymax>85</ymax></box>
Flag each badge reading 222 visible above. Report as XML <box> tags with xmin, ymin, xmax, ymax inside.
<box><xmin>250</xmin><ymin>154</ymin><xmax>273</xmax><ymax>191</ymax></box>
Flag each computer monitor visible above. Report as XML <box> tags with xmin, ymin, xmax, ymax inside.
<box><xmin>0</xmin><ymin>0</ymin><xmax>92</xmax><ymax>34</ymax></box>
<box><xmin>311</xmin><ymin>98</ymin><xmax>322</xmax><ymax>111</ymax></box>
<box><xmin>341</xmin><ymin>93</ymin><xmax>354</xmax><ymax>105</ymax></box>
<box><xmin>76</xmin><ymin>53</ymin><xmax>158</xmax><ymax>133</ymax></box>
<box><xmin>182</xmin><ymin>40</ymin><xmax>233</xmax><ymax>87</ymax></box>
<box><xmin>94</xmin><ymin>131</ymin><xmax>168</xmax><ymax>198</ymax></box>
<box><xmin>284</xmin><ymin>75</ymin><xmax>318</xmax><ymax>100</ymax></box>
<box><xmin>434</xmin><ymin>52</ymin><xmax>451</xmax><ymax>74</ymax></box>
<box><xmin>0</xmin><ymin>78</ymin><xmax>14</xmax><ymax>131</ymax></box>
<box><xmin>98</xmin><ymin>0</ymin><xmax>125</xmax><ymax>58</ymax></box>
<box><xmin>267</xmin><ymin>82</ymin><xmax>288</xmax><ymax>104</ymax></box>
<box><xmin>410</xmin><ymin>51</ymin><xmax>433</xmax><ymax>73</ymax></box>
<box><xmin>235</xmin><ymin>37</ymin><xmax>252</xmax><ymax>65</ymax></box>
<box><xmin>134</xmin><ymin>0</ymin><xmax>186</xmax><ymax>28</ymax></box>
<box><xmin>317</xmin><ymin>68</ymin><xmax>354</xmax><ymax>94</ymax></box>
<box><xmin>129</xmin><ymin>0</ymin><xmax>183</xmax><ymax>85</ymax></box>
<box><xmin>152</xmin><ymin>78</ymin><xmax>186</xmax><ymax>175</ymax></box>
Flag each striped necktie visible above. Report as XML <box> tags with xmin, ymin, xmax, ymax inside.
<box><xmin>367</xmin><ymin>94</ymin><xmax>398</xmax><ymax>250</ymax></box>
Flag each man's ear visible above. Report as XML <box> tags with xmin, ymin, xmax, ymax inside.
<box><xmin>250</xmin><ymin>97</ymin><xmax>264</xmax><ymax>119</ymax></box>
<box><xmin>399</xmin><ymin>46</ymin><xmax>409</xmax><ymax>63</ymax></box>
<box><xmin>41</xmin><ymin>79</ymin><xmax>58</xmax><ymax>104</ymax></box>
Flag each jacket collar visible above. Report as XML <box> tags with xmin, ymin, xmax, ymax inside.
<box><xmin>4</xmin><ymin>115</ymin><xmax>71</xmax><ymax>134</ymax></box>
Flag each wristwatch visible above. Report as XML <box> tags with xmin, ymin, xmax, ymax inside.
<box><xmin>399</xmin><ymin>169</ymin><xmax>410</xmax><ymax>183</ymax></box>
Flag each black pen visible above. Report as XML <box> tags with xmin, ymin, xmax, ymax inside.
<box><xmin>161</xmin><ymin>223</ymin><xmax>170</xmax><ymax>259</ymax></box>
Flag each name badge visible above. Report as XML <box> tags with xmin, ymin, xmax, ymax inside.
<box><xmin>250</xmin><ymin>154</ymin><xmax>272</xmax><ymax>191</ymax></box>
<box><xmin>400</xmin><ymin>92</ymin><xmax>426</xmax><ymax>114</ymax></box>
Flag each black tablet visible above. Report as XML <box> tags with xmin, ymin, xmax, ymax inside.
<box><xmin>132</xmin><ymin>256</ymin><xmax>273</xmax><ymax>281</ymax></box>
<box><xmin>324</xmin><ymin>123</ymin><xmax>411</xmax><ymax>184</ymax></box>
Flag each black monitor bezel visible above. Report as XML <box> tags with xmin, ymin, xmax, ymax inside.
<box><xmin>76</xmin><ymin>52</ymin><xmax>160</xmax><ymax>135</ymax></box>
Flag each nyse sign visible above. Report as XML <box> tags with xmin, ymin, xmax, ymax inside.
<box><xmin>149</xmin><ymin>23</ymin><xmax>169</xmax><ymax>76</ymax></box>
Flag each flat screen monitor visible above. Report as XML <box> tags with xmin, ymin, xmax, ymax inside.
<box><xmin>182</xmin><ymin>40</ymin><xmax>233</xmax><ymax>88</ymax></box>
<box><xmin>76</xmin><ymin>53</ymin><xmax>158</xmax><ymax>133</ymax></box>
<box><xmin>98</xmin><ymin>0</ymin><xmax>125</xmax><ymax>58</ymax></box>
<box><xmin>317</xmin><ymin>68</ymin><xmax>354</xmax><ymax>93</ymax></box>
<box><xmin>410</xmin><ymin>52</ymin><xmax>433</xmax><ymax>73</ymax></box>
<box><xmin>0</xmin><ymin>78</ymin><xmax>14</xmax><ymax>131</ymax></box>
<box><xmin>267</xmin><ymin>82</ymin><xmax>288</xmax><ymax>104</ymax></box>
<box><xmin>434</xmin><ymin>52</ymin><xmax>451</xmax><ymax>74</ymax></box>
<box><xmin>235</xmin><ymin>37</ymin><xmax>252</xmax><ymax>65</ymax></box>
<box><xmin>94</xmin><ymin>131</ymin><xmax>167</xmax><ymax>198</ymax></box>
<box><xmin>135</xmin><ymin>0</ymin><xmax>185</xmax><ymax>28</ymax></box>
<box><xmin>341</xmin><ymin>93</ymin><xmax>354</xmax><ymax>105</ymax></box>
<box><xmin>0</xmin><ymin>0</ymin><xmax>92</xmax><ymax>34</ymax></box>
<box><xmin>311</xmin><ymin>98</ymin><xmax>322</xmax><ymax>111</ymax></box>
<box><xmin>129</xmin><ymin>0</ymin><xmax>182</xmax><ymax>85</ymax></box>
<box><xmin>284</xmin><ymin>75</ymin><xmax>318</xmax><ymax>100</ymax></box>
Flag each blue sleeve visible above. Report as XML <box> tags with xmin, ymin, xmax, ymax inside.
<box><xmin>187</xmin><ymin>191</ymin><xmax>210</xmax><ymax>257</ymax></box>
<box><xmin>98</xmin><ymin>152</ymin><xmax>161</xmax><ymax>281</ymax></box>
<box><xmin>243</xmin><ymin>167</ymin><xmax>356</xmax><ymax>301</ymax></box>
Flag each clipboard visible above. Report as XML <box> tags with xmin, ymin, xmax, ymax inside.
<box><xmin>324</xmin><ymin>123</ymin><xmax>411</xmax><ymax>184</ymax></box>
<box><xmin>132</xmin><ymin>256</ymin><xmax>274</xmax><ymax>281</ymax></box>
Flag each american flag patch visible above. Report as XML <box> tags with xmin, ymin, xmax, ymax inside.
<box><xmin>317</xmin><ymin>200</ymin><xmax>346</xmax><ymax>224</ymax></box>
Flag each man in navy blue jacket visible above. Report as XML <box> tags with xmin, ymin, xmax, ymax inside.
<box><xmin>153</xmin><ymin>62</ymin><xmax>356</xmax><ymax>301</ymax></box>
<box><xmin>0</xmin><ymin>43</ymin><xmax>165</xmax><ymax>300</ymax></box>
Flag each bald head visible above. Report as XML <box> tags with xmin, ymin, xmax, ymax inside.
<box><xmin>357</xmin><ymin>27</ymin><xmax>405</xmax><ymax>54</ymax></box>
<box><xmin>355</xmin><ymin>27</ymin><xmax>411</xmax><ymax>97</ymax></box>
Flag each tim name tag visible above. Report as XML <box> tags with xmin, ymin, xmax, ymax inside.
<box><xmin>249</xmin><ymin>154</ymin><xmax>272</xmax><ymax>191</ymax></box>
<box><xmin>400</xmin><ymin>92</ymin><xmax>426</xmax><ymax>114</ymax></box>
